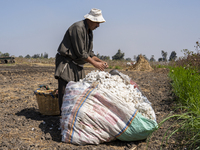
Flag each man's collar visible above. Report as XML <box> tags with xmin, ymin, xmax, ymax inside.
<box><xmin>84</xmin><ymin>19</ymin><xmax>92</xmax><ymax>33</ymax></box>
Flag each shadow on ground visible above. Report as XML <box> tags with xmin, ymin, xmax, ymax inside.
<box><xmin>16</xmin><ymin>108</ymin><xmax>61</xmax><ymax>142</ymax></box>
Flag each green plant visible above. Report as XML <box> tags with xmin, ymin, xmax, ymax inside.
<box><xmin>108</xmin><ymin>66</ymin><xmax>113</xmax><ymax>69</ymax></box>
<box><xmin>150</xmin><ymin>50</ymin><xmax>200</xmax><ymax>149</ymax></box>
<box><xmin>157</xmin><ymin>66</ymin><xmax>200</xmax><ymax>149</ymax></box>
<box><xmin>156</xmin><ymin>64</ymin><xmax>167</xmax><ymax>68</ymax></box>
<box><xmin>114</xmin><ymin>65</ymin><xmax>122</xmax><ymax>69</ymax></box>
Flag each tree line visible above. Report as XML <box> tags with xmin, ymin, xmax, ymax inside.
<box><xmin>0</xmin><ymin>50</ymin><xmax>177</xmax><ymax>62</ymax></box>
<box><xmin>0</xmin><ymin>52</ymin><xmax>49</xmax><ymax>59</ymax></box>
<box><xmin>97</xmin><ymin>49</ymin><xmax>177</xmax><ymax>62</ymax></box>
<box><xmin>0</xmin><ymin>52</ymin><xmax>10</xmax><ymax>57</ymax></box>
<box><xmin>21</xmin><ymin>52</ymin><xmax>49</xmax><ymax>59</ymax></box>
<box><xmin>2</xmin><ymin>40</ymin><xmax>199</xmax><ymax>61</ymax></box>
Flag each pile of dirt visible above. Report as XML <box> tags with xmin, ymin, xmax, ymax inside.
<box><xmin>126</xmin><ymin>55</ymin><xmax>153</xmax><ymax>71</ymax></box>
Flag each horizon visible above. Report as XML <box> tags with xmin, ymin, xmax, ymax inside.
<box><xmin>1</xmin><ymin>1</ymin><xmax>200</xmax><ymax>61</ymax></box>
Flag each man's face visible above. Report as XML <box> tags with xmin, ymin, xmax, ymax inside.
<box><xmin>88</xmin><ymin>20</ymin><xmax>100</xmax><ymax>30</ymax></box>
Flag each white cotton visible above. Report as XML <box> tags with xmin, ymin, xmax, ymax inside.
<box><xmin>80</xmin><ymin>70</ymin><xmax>156</xmax><ymax>120</ymax></box>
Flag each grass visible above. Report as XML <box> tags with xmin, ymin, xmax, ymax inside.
<box><xmin>164</xmin><ymin>67</ymin><xmax>200</xmax><ymax>148</ymax></box>
<box><xmin>155</xmin><ymin>52</ymin><xmax>200</xmax><ymax>149</ymax></box>
<box><xmin>149</xmin><ymin>61</ymin><xmax>169</xmax><ymax>69</ymax></box>
<box><xmin>156</xmin><ymin>64</ymin><xmax>167</xmax><ymax>68</ymax></box>
<box><xmin>169</xmin><ymin>67</ymin><xmax>200</xmax><ymax>110</ymax></box>
<box><xmin>114</xmin><ymin>65</ymin><xmax>122</xmax><ymax>69</ymax></box>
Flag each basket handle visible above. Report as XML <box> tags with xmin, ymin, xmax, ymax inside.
<box><xmin>34</xmin><ymin>88</ymin><xmax>58</xmax><ymax>98</ymax></box>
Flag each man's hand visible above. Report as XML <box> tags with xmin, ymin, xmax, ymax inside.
<box><xmin>84</xmin><ymin>56</ymin><xmax>109</xmax><ymax>71</ymax></box>
<box><xmin>103</xmin><ymin>61</ymin><xmax>109</xmax><ymax>68</ymax></box>
<box><xmin>93</xmin><ymin>61</ymin><xmax>107</xmax><ymax>71</ymax></box>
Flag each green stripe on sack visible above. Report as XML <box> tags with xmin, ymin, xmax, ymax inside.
<box><xmin>117</xmin><ymin>112</ymin><xmax>158</xmax><ymax>141</ymax></box>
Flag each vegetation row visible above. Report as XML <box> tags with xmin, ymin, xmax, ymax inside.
<box><xmin>156</xmin><ymin>50</ymin><xmax>200</xmax><ymax>149</ymax></box>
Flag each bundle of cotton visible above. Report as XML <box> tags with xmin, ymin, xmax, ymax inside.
<box><xmin>80</xmin><ymin>70</ymin><xmax>156</xmax><ymax>120</ymax></box>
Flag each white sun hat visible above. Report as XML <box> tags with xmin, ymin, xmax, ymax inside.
<box><xmin>84</xmin><ymin>8</ymin><xmax>106</xmax><ymax>23</ymax></box>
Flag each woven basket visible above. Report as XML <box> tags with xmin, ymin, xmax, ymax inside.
<box><xmin>34</xmin><ymin>89</ymin><xmax>60</xmax><ymax>115</ymax></box>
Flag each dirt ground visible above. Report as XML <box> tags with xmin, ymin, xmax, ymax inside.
<box><xmin>0</xmin><ymin>64</ymin><xmax>183</xmax><ymax>150</ymax></box>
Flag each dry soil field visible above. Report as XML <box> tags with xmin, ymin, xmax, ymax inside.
<box><xmin>0</xmin><ymin>64</ymin><xmax>182</xmax><ymax>150</ymax></box>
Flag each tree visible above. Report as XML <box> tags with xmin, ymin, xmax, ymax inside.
<box><xmin>133</xmin><ymin>55</ymin><xmax>137</xmax><ymax>61</ymax></box>
<box><xmin>158</xmin><ymin>58</ymin><xmax>163</xmax><ymax>62</ymax></box>
<box><xmin>18</xmin><ymin>55</ymin><xmax>23</xmax><ymax>58</ymax></box>
<box><xmin>96</xmin><ymin>53</ymin><xmax>100</xmax><ymax>59</ymax></box>
<box><xmin>96</xmin><ymin>53</ymin><xmax>110</xmax><ymax>60</ymax></box>
<box><xmin>25</xmin><ymin>54</ymin><xmax>31</xmax><ymax>58</ymax></box>
<box><xmin>161</xmin><ymin>50</ymin><xmax>167</xmax><ymax>61</ymax></box>
<box><xmin>143</xmin><ymin>55</ymin><xmax>149</xmax><ymax>61</ymax></box>
<box><xmin>2</xmin><ymin>53</ymin><xmax>10</xmax><ymax>57</ymax></box>
<box><xmin>126</xmin><ymin>58</ymin><xmax>132</xmax><ymax>61</ymax></box>
<box><xmin>100</xmin><ymin>55</ymin><xmax>110</xmax><ymax>60</ymax></box>
<box><xmin>112</xmin><ymin>49</ymin><xmax>124</xmax><ymax>60</ymax></box>
<box><xmin>168</xmin><ymin>51</ymin><xmax>177</xmax><ymax>61</ymax></box>
<box><xmin>44</xmin><ymin>52</ymin><xmax>48</xmax><ymax>59</ymax></box>
<box><xmin>32</xmin><ymin>54</ymin><xmax>40</xmax><ymax>58</ymax></box>
<box><xmin>136</xmin><ymin>54</ymin><xmax>149</xmax><ymax>61</ymax></box>
<box><xmin>150</xmin><ymin>55</ymin><xmax>156</xmax><ymax>62</ymax></box>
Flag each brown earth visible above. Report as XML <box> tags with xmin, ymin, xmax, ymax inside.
<box><xmin>0</xmin><ymin>64</ymin><xmax>185</xmax><ymax>150</ymax></box>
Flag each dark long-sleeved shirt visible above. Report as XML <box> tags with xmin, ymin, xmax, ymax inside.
<box><xmin>55</xmin><ymin>19</ymin><xmax>96</xmax><ymax>82</ymax></box>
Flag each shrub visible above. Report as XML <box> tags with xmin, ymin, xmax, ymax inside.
<box><xmin>175</xmin><ymin>50</ymin><xmax>200</xmax><ymax>72</ymax></box>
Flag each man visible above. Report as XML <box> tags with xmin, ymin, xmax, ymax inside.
<box><xmin>54</xmin><ymin>8</ymin><xmax>108</xmax><ymax>115</ymax></box>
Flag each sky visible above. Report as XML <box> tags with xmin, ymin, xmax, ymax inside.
<box><xmin>0</xmin><ymin>0</ymin><xmax>200</xmax><ymax>61</ymax></box>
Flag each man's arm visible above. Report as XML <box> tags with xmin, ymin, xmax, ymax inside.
<box><xmin>91</xmin><ymin>56</ymin><xmax>103</xmax><ymax>62</ymax></box>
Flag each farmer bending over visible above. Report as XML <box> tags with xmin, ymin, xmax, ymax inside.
<box><xmin>54</xmin><ymin>8</ymin><xmax>108</xmax><ymax>115</ymax></box>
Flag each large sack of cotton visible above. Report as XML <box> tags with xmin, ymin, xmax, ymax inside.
<box><xmin>60</xmin><ymin>70</ymin><xmax>157</xmax><ymax>145</ymax></box>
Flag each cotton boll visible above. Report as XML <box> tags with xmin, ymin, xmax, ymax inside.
<box><xmin>81</xmin><ymin>70</ymin><xmax>156</xmax><ymax>120</ymax></box>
